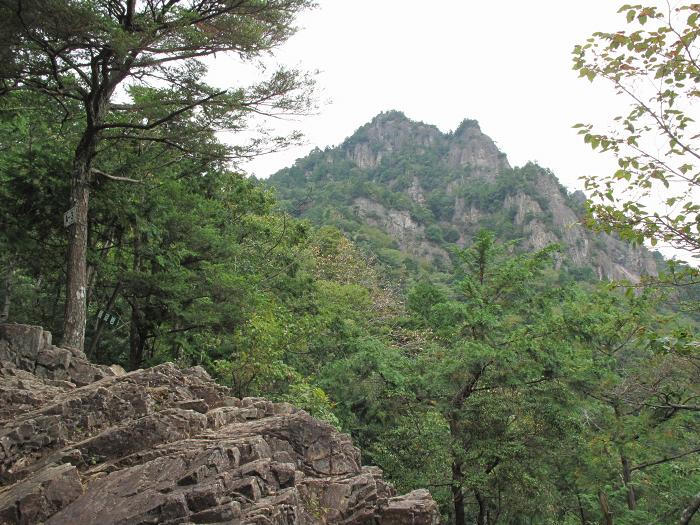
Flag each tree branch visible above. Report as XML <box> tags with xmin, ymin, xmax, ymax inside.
<box><xmin>631</xmin><ymin>446</ymin><xmax>700</xmax><ymax>472</ymax></box>
<box><xmin>91</xmin><ymin>168</ymin><xmax>142</xmax><ymax>184</ymax></box>
<box><xmin>96</xmin><ymin>90</ymin><xmax>226</xmax><ymax>131</ymax></box>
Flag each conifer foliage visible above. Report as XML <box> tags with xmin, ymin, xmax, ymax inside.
<box><xmin>0</xmin><ymin>0</ymin><xmax>315</xmax><ymax>350</ymax></box>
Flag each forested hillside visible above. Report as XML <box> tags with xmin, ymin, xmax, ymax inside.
<box><xmin>1</xmin><ymin>2</ymin><xmax>700</xmax><ymax>525</ymax></box>
<box><xmin>268</xmin><ymin>110</ymin><xmax>659</xmax><ymax>285</ymax></box>
<box><xmin>4</xmin><ymin>102</ymin><xmax>697</xmax><ymax>523</ymax></box>
<box><xmin>264</xmin><ymin>111</ymin><xmax>700</xmax><ymax>523</ymax></box>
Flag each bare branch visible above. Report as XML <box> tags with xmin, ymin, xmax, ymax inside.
<box><xmin>631</xmin><ymin>446</ymin><xmax>700</xmax><ymax>472</ymax></box>
<box><xmin>91</xmin><ymin>168</ymin><xmax>142</xmax><ymax>184</ymax></box>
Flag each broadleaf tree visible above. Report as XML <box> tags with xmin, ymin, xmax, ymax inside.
<box><xmin>572</xmin><ymin>2</ymin><xmax>700</xmax><ymax>258</ymax></box>
<box><xmin>564</xmin><ymin>287</ymin><xmax>700</xmax><ymax>524</ymax></box>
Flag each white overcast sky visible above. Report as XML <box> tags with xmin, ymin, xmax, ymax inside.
<box><xmin>214</xmin><ymin>0</ymin><xmax>628</xmax><ymax>189</ymax></box>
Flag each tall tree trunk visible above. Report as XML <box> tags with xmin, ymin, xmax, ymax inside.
<box><xmin>447</xmin><ymin>382</ymin><xmax>479</xmax><ymax>525</ymax></box>
<box><xmin>129</xmin><ymin>230</ymin><xmax>144</xmax><ymax>369</ymax></box>
<box><xmin>620</xmin><ymin>453</ymin><xmax>636</xmax><ymax>510</ymax></box>
<box><xmin>1</xmin><ymin>259</ymin><xmax>14</xmax><ymax>322</ymax></box>
<box><xmin>129</xmin><ymin>303</ymin><xmax>145</xmax><ymax>369</ymax></box>
<box><xmin>598</xmin><ymin>490</ymin><xmax>613</xmax><ymax>525</ymax></box>
<box><xmin>576</xmin><ymin>494</ymin><xmax>588</xmax><ymax>525</ymax></box>
<box><xmin>61</xmin><ymin>132</ymin><xmax>97</xmax><ymax>351</ymax></box>
<box><xmin>88</xmin><ymin>280</ymin><xmax>122</xmax><ymax>361</ymax></box>
<box><xmin>475</xmin><ymin>489</ymin><xmax>487</xmax><ymax>525</ymax></box>
<box><xmin>33</xmin><ymin>274</ymin><xmax>43</xmax><ymax>310</ymax></box>
<box><xmin>451</xmin><ymin>460</ymin><xmax>466</xmax><ymax>525</ymax></box>
<box><xmin>612</xmin><ymin>405</ymin><xmax>636</xmax><ymax>512</ymax></box>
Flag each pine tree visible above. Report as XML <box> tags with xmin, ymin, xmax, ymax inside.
<box><xmin>0</xmin><ymin>0</ymin><xmax>314</xmax><ymax>350</ymax></box>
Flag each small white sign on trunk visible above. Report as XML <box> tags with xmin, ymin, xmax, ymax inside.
<box><xmin>97</xmin><ymin>310</ymin><xmax>121</xmax><ymax>327</ymax></box>
<box><xmin>63</xmin><ymin>207</ymin><xmax>77</xmax><ymax>228</ymax></box>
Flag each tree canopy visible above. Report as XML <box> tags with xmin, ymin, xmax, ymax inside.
<box><xmin>0</xmin><ymin>0</ymin><xmax>315</xmax><ymax>350</ymax></box>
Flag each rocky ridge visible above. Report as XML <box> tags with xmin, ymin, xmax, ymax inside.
<box><xmin>0</xmin><ymin>323</ymin><xmax>439</xmax><ymax>525</ymax></box>
<box><xmin>268</xmin><ymin>110</ymin><xmax>658</xmax><ymax>281</ymax></box>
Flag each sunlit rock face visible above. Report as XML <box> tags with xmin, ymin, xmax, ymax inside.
<box><xmin>269</xmin><ymin>111</ymin><xmax>657</xmax><ymax>282</ymax></box>
<box><xmin>0</xmin><ymin>324</ymin><xmax>440</xmax><ymax>525</ymax></box>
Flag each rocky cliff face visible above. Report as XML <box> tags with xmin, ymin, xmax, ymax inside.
<box><xmin>0</xmin><ymin>324</ymin><xmax>439</xmax><ymax>525</ymax></box>
<box><xmin>268</xmin><ymin>111</ymin><xmax>658</xmax><ymax>281</ymax></box>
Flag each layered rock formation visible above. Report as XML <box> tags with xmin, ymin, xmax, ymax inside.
<box><xmin>0</xmin><ymin>324</ymin><xmax>439</xmax><ymax>525</ymax></box>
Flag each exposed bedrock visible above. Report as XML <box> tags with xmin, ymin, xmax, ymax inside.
<box><xmin>0</xmin><ymin>324</ymin><xmax>439</xmax><ymax>525</ymax></box>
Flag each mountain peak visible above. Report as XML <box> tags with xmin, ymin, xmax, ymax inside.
<box><xmin>445</xmin><ymin>119</ymin><xmax>510</xmax><ymax>176</ymax></box>
<box><xmin>453</xmin><ymin>118</ymin><xmax>481</xmax><ymax>135</ymax></box>
<box><xmin>268</xmin><ymin>113</ymin><xmax>658</xmax><ymax>282</ymax></box>
<box><xmin>359</xmin><ymin>110</ymin><xmax>439</xmax><ymax>137</ymax></box>
<box><xmin>369</xmin><ymin>109</ymin><xmax>410</xmax><ymax>124</ymax></box>
<box><xmin>341</xmin><ymin>111</ymin><xmax>442</xmax><ymax>169</ymax></box>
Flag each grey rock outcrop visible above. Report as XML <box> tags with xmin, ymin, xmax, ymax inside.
<box><xmin>446</xmin><ymin>120</ymin><xmax>510</xmax><ymax>178</ymax></box>
<box><xmin>0</xmin><ymin>324</ymin><xmax>439</xmax><ymax>525</ymax></box>
<box><xmin>345</xmin><ymin>111</ymin><xmax>441</xmax><ymax>170</ymax></box>
<box><xmin>352</xmin><ymin>197</ymin><xmax>450</xmax><ymax>266</ymax></box>
<box><xmin>269</xmin><ymin>111</ymin><xmax>658</xmax><ymax>282</ymax></box>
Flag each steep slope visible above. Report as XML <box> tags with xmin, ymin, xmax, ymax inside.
<box><xmin>0</xmin><ymin>324</ymin><xmax>439</xmax><ymax>525</ymax></box>
<box><xmin>268</xmin><ymin>110</ymin><xmax>658</xmax><ymax>281</ymax></box>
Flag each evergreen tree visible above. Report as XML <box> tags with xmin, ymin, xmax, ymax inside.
<box><xmin>0</xmin><ymin>0</ymin><xmax>315</xmax><ymax>350</ymax></box>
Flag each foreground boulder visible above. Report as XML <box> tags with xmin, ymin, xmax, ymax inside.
<box><xmin>0</xmin><ymin>324</ymin><xmax>439</xmax><ymax>524</ymax></box>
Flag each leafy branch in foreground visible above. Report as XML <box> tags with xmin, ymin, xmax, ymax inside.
<box><xmin>573</xmin><ymin>3</ymin><xmax>700</xmax><ymax>257</ymax></box>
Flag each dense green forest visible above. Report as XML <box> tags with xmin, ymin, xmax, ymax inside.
<box><xmin>1</xmin><ymin>1</ymin><xmax>700</xmax><ymax>524</ymax></box>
